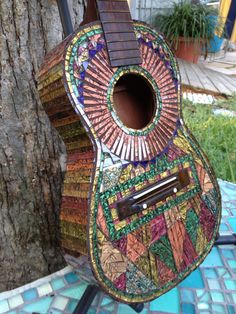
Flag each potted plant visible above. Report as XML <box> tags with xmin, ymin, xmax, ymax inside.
<box><xmin>153</xmin><ymin>1</ymin><xmax>222</xmax><ymax>63</ymax></box>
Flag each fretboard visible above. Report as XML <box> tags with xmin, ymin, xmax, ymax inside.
<box><xmin>96</xmin><ymin>0</ymin><xmax>142</xmax><ymax>67</ymax></box>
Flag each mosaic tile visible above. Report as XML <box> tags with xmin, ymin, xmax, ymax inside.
<box><xmin>207</xmin><ymin>279</ymin><xmax>221</xmax><ymax>290</ymax></box>
<box><xmin>100</xmin><ymin>296</ymin><xmax>115</xmax><ymax>311</ymax></box>
<box><xmin>228</xmin><ymin>304</ymin><xmax>236</xmax><ymax>314</ymax></box>
<box><xmin>181</xmin><ymin>303</ymin><xmax>196</xmax><ymax>314</ymax></box>
<box><xmin>49</xmin><ymin>310</ymin><xmax>62</xmax><ymax>314</ymax></box>
<box><xmin>64</xmin><ymin>272</ymin><xmax>79</xmax><ymax>284</ymax></box>
<box><xmin>66</xmin><ymin>300</ymin><xmax>78</xmax><ymax>313</ymax></box>
<box><xmin>197</xmin><ymin>302</ymin><xmax>209</xmax><ymax>310</ymax></box>
<box><xmin>210</xmin><ymin>291</ymin><xmax>225</xmax><ymax>302</ymax></box>
<box><xmin>60</xmin><ymin>282</ymin><xmax>88</xmax><ymax>299</ymax></box>
<box><xmin>224</xmin><ymin>279</ymin><xmax>236</xmax><ymax>290</ymax></box>
<box><xmin>8</xmin><ymin>294</ymin><xmax>23</xmax><ymax>309</ymax></box>
<box><xmin>203</xmin><ymin>268</ymin><xmax>218</xmax><ymax>279</ymax></box>
<box><xmin>220</xmin><ymin>223</ymin><xmax>229</xmax><ymax>231</ymax></box>
<box><xmin>201</xmin><ymin>247</ymin><xmax>223</xmax><ymax>267</ymax></box>
<box><xmin>228</xmin><ymin>218</ymin><xmax>236</xmax><ymax>232</ymax></box>
<box><xmin>22</xmin><ymin>296</ymin><xmax>52</xmax><ymax>313</ymax></box>
<box><xmin>149</xmin><ymin>288</ymin><xmax>179</xmax><ymax>313</ymax></box>
<box><xmin>198</xmin><ymin>292</ymin><xmax>210</xmax><ymax>302</ymax></box>
<box><xmin>51</xmin><ymin>295</ymin><xmax>69</xmax><ymax>310</ymax></box>
<box><xmin>179</xmin><ymin>269</ymin><xmax>204</xmax><ymax>289</ymax></box>
<box><xmin>117</xmin><ymin>304</ymin><xmax>143</xmax><ymax>314</ymax></box>
<box><xmin>0</xmin><ymin>300</ymin><xmax>9</xmax><ymax>314</ymax></box>
<box><xmin>51</xmin><ymin>278</ymin><xmax>66</xmax><ymax>291</ymax></box>
<box><xmin>180</xmin><ymin>289</ymin><xmax>194</xmax><ymax>302</ymax></box>
<box><xmin>232</xmin><ymin>293</ymin><xmax>236</xmax><ymax>303</ymax></box>
<box><xmin>211</xmin><ymin>303</ymin><xmax>225</xmax><ymax>313</ymax></box>
<box><xmin>37</xmin><ymin>283</ymin><xmax>53</xmax><ymax>297</ymax></box>
<box><xmin>0</xmin><ymin>174</ymin><xmax>235</xmax><ymax>314</ymax></box>
<box><xmin>22</xmin><ymin>288</ymin><xmax>38</xmax><ymax>302</ymax></box>
<box><xmin>221</xmin><ymin>249</ymin><xmax>235</xmax><ymax>259</ymax></box>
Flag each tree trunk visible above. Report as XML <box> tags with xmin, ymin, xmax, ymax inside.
<box><xmin>0</xmin><ymin>0</ymin><xmax>85</xmax><ymax>292</ymax></box>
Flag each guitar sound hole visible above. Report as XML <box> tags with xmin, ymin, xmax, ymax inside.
<box><xmin>113</xmin><ymin>74</ymin><xmax>156</xmax><ymax>129</ymax></box>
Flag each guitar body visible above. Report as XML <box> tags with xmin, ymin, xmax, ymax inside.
<box><xmin>38</xmin><ymin>20</ymin><xmax>221</xmax><ymax>303</ymax></box>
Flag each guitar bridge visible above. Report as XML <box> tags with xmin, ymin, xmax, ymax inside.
<box><xmin>116</xmin><ymin>169</ymin><xmax>190</xmax><ymax>220</ymax></box>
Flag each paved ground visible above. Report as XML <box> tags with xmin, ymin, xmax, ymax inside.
<box><xmin>0</xmin><ymin>179</ymin><xmax>235</xmax><ymax>314</ymax></box>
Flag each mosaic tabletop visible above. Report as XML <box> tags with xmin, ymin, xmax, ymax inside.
<box><xmin>0</xmin><ymin>179</ymin><xmax>235</xmax><ymax>314</ymax></box>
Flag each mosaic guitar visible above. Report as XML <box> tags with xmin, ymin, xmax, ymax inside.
<box><xmin>38</xmin><ymin>0</ymin><xmax>221</xmax><ymax>304</ymax></box>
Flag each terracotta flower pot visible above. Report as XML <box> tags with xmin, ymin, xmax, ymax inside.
<box><xmin>175</xmin><ymin>37</ymin><xmax>202</xmax><ymax>63</ymax></box>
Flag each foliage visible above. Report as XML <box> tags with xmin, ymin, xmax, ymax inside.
<box><xmin>182</xmin><ymin>98</ymin><xmax>236</xmax><ymax>183</ymax></box>
<box><xmin>153</xmin><ymin>1</ymin><xmax>223</xmax><ymax>50</ymax></box>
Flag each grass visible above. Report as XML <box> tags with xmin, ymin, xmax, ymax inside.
<box><xmin>182</xmin><ymin>96</ymin><xmax>236</xmax><ymax>183</ymax></box>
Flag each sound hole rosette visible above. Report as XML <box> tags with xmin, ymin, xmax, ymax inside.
<box><xmin>107</xmin><ymin>66</ymin><xmax>162</xmax><ymax>135</ymax></box>
<box><xmin>64</xmin><ymin>22</ymin><xmax>181</xmax><ymax>161</ymax></box>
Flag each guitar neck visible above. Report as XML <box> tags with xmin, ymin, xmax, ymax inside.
<box><xmin>96</xmin><ymin>0</ymin><xmax>142</xmax><ymax>67</ymax></box>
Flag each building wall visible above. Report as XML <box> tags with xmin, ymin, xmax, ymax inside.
<box><xmin>129</xmin><ymin>0</ymin><xmax>182</xmax><ymax>22</ymax></box>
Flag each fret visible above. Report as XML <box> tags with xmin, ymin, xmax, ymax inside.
<box><xmin>99</xmin><ymin>10</ymin><xmax>130</xmax><ymax>13</ymax></box>
<box><xmin>102</xmin><ymin>21</ymin><xmax>133</xmax><ymax>24</ymax></box>
<box><xmin>105</xmin><ymin>32</ymin><xmax>137</xmax><ymax>42</ymax></box>
<box><xmin>108</xmin><ymin>41</ymin><xmax>139</xmax><ymax>51</ymax></box>
<box><xmin>111</xmin><ymin>57</ymin><xmax>142</xmax><ymax>67</ymax></box>
<box><xmin>109</xmin><ymin>49</ymin><xmax>141</xmax><ymax>60</ymax></box>
<box><xmin>102</xmin><ymin>23</ymin><xmax>134</xmax><ymax>32</ymax></box>
<box><xmin>96</xmin><ymin>0</ymin><xmax>142</xmax><ymax>67</ymax></box>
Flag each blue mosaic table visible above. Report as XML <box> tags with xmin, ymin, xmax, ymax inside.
<box><xmin>0</xmin><ymin>179</ymin><xmax>235</xmax><ymax>314</ymax></box>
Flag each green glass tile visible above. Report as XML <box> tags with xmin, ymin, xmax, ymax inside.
<box><xmin>0</xmin><ymin>300</ymin><xmax>9</xmax><ymax>314</ymax></box>
<box><xmin>223</xmin><ymin>271</ymin><xmax>231</xmax><ymax>279</ymax></box>
<box><xmin>228</xmin><ymin>305</ymin><xmax>236</xmax><ymax>314</ymax></box>
<box><xmin>181</xmin><ymin>303</ymin><xmax>196</xmax><ymax>314</ymax></box>
<box><xmin>51</xmin><ymin>278</ymin><xmax>66</xmax><ymax>291</ymax></box>
<box><xmin>217</xmin><ymin>268</ymin><xmax>227</xmax><ymax>277</ymax></box>
<box><xmin>22</xmin><ymin>296</ymin><xmax>52</xmax><ymax>313</ymax></box>
<box><xmin>200</xmin><ymin>292</ymin><xmax>210</xmax><ymax>302</ymax></box>
<box><xmin>180</xmin><ymin>269</ymin><xmax>204</xmax><ymax>289</ymax></box>
<box><xmin>224</xmin><ymin>279</ymin><xmax>236</xmax><ymax>290</ymax></box>
<box><xmin>197</xmin><ymin>303</ymin><xmax>209</xmax><ymax>310</ymax></box>
<box><xmin>180</xmin><ymin>289</ymin><xmax>194</xmax><ymax>302</ymax></box>
<box><xmin>52</xmin><ymin>295</ymin><xmax>69</xmax><ymax>310</ymax></box>
<box><xmin>228</xmin><ymin>218</ymin><xmax>236</xmax><ymax>232</ymax></box>
<box><xmin>203</xmin><ymin>268</ymin><xmax>218</xmax><ymax>279</ymax></box>
<box><xmin>201</xmin><ymin>247</ymin><xmax>223</xmax><ymax>267</ymax></box>
<box><xmin>100</xmin><ymin>296</ymin><xmax>115</xmax><ymax>311</ymax></box>
<box><xmin>5</xmin><ymin>311</ymin><xmax>17</xmax><ymax>314</ymax></box>
<box><xmin>221</xmin><ymin>249</ymin><xmax>234</xmax><ymax>259</ymax></box>
<box><xmin>101</xmin><ymin>296</ymin><xmax>113</xmax><ymax>307</ymax></box>
<box><xmin>228</xmin><ymin>260</ymin><xmax>236</xmax><ymax>269</ymax></box>
<box><xmin>22</xmin><ymin>288</ymin><xmax>38</xmax><ymax>301</ymax></box>
<box><xmin>232</xmin><ymin>293</ymin><xmax>236</xmax><ymax>304</ymax></box>
<box><xmin>210</xmin><ymin>291</ymin><xmax>225</xmax><ymax>303</ymax></box>
<box><xmin>220</xmin><ymin>223</ymin><xmax>229</xmax><ymax>231</ymax></box>
<box><xmin>207</xmin><ymin>279</ymin><xmax>221</xmax><ymax>290</ymax></box>
<box><xmin>225</xmin><ymin>294</ymin><xmax>233</xmax><ymax>303</ymax></box>
<box><xmin>60</xmin><ymin>283</ymin><xmax>88</xmax><ymax>299</ymax></box>
<box><xmin>211</xmin><ymin>304</ymin><xmax>225</xmax><ymax>313</ymax></box>
<box><xmin>64</xmin><ymin>272</ymin><xmax>79</xmax><ymax>284</ymax></box>
<box><xmin>196</xmin><ymin>290</ymin><xmax>205</xmax><ymax>298</ymax></box>
<box><xmin>49</xmin><ymin>310</ymin><xmax>62</xmax><ymax>314</ymax></box>
<box><xmin>87</xmin><ymin>308</ymin><xmax>96</xmax><ymax>314</ymax></box>
<box><xmin>117</xmin><ymin>304</ymin><xmax>142</xmax><ymax>314</ymax></box>
<box><xmin>150</xmin><ymin>288</ymin><xmax>179</xmax><ymax>313</ymax></box>
<box><xmin>66</xmin><ymin>300</ymin><xmax>77</xmax><ymax>313</ymax></box>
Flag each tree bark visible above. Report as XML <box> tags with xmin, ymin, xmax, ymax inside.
<box><xmin>0</xmin><ymin>0</ymin><xmax>85</xmax><ymax>292</ymax></box>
